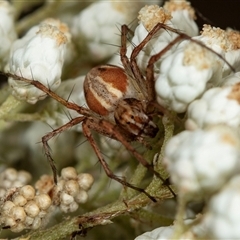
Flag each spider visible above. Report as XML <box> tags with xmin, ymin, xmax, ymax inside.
<box><xmin>2</xmin><ymin>23</ymin><xmax>232</xmax><ymax>202</ymax></box>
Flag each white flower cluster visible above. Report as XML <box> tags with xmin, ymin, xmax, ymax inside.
<box><xmin>71</xmin><ymin>0</ymin><xmax>161</xmax><ymax>62</ymax></box>
<box><xmin>134</xmin><ymin>1</ymin><xmax>240</xmax><ymax>239</ymax></box>
<box><xmin>156</xmin><ymin>41</ymin><xmax>222</xmax><ymax>112</ymax></box>
<box><xmin>55</xmin><ymin>167</ymin><xmax>94</xmax><ymax>213</ymax></box>
<box><xmin>186</xmin><ymin>84</ymin><xmax>240</xmax><ymax>130</ymax></box>
<box><xmin>133</xmin><ymin>2</ymin><xmax>240</xmax><ymax>113</ymax></box>
<box><xmin>157</xmin><ymin>25</ymin><xmax>240</xmax><ymax>113</ymax></box>
<box><xmin>7</xmin><ymin>18</ymin><xmax>69</xmax><ymax>104</ymax></box>
<box><xmin>0</xmin><ymin>185</ymin><xmax>52</xmax><ymax>232</ymax></box>
<box><xmin>35</xmin><ymin>167</ymin><xmax>94</xmax><ymax>213</ymax></box>
<box><xmin>202</xmin><ymin>175</ymin><xmax>240</xmax><ymax>238</ymax></box>
<box><xmin>164</xmin><ymin>125</ymin><xmax>240</xmax><ymax>200</ymax></box>
<box><xmin>0</xmin><ymin>168</ymin><xmax>31</xmax><ymax>198</ymax></box>
<box><xmin>130</xmin><ymin>1</ymin><xmax>198</xmax><ymax>74</ymax></box>
<box><xmin>0</xmin><ymin>167</ymin><xmax>94</xmax><ymax>232</ymax></box>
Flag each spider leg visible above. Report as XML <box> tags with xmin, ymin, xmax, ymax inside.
<box><xmin>42</xmin><ymin>116</ymin><xmax>86</xmax><ymax>183</ymax></box>
<box><xmin>146</xmin><ymin>34</ymin><xmax>183</xmax><ymax>101</ymax></box>
<box><xmin>119</xmin><ymin>24</ymin><xmax>132</xmax><ymax>74</ymax></box>
<box><xmin>121</xmin><ymin>23</ymin><xmax>182</xmax><ymax>101</ymax></box>
<box><xmin>82</xmin><ymin>118</ymin><xmax>157</xmax><ymax>202</ymax></box>
<box><xmin>145</xmin><ymin>23</ymin><xmax>235</xmax><ymax>100</ymax></box>
<box><xmin>3</xmin><ymin>72</ymin><xmax>93</xmax><ymax>117</ymax></box>
<box><xmin>120</xmin><ymin>24</ymin><xmax>148</xmax><ymax>99</ymax></box>
<box><xmin>158</xmin><ymin>23</ymin><xmax>234</xmax><ymax>72</ymax></box>
<box><xmin>84</xmin><ymin>117</ymin><xmax>176</xmax><ymax>198</ymax></box>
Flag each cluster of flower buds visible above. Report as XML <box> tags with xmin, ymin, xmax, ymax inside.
<box><xmin>0</xmin><ymin>168</ymin><xmax>31</xmax><ymax>198</ymax></box>
<box><xmin>0</xmin><ymin>185</ymin><xmax>52</xmax><ymax>232</ymax></box>
<box><xmin>0</xmin><ymin>167</ymin><xmax>94</xmax><ymax>232</ymax></box>
<box><xmin>7</xmin><ymin>18</ymin><xmax>69</xmax><ymax>104</ymax></box>
<box><xmin>35</xmin><ymin>167</ymin><xmax>94</xmax><ymax>213</ymax></box>
<box><xmin>71</xmin><ymin>0</ymin><xmax>160</xmax><ymax>62</ymax></box>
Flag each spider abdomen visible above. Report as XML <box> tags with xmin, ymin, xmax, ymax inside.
<box><xmin>84</xmin><ymin>64</ymin><xmax>136</xmax><ymax>116</ymax></box>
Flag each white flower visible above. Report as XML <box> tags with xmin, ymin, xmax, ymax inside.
<box><xmin>186</xmin><ymin>84</ymin><xmax>240</xmax><ymax>130</ymax></box>
<box><xmin>195</xmin><ymin>25</ymin><xmax>240</xmax><ymax>78</ymax></box>
<box><xmin>131</xmin><ymin>5</ymin><xmax>176</xmax><ymax>72</ymax></box>
<box><xmin>34</xmin><ymin>167</ymin><xmax>93</xmax><ymax>214</ymax></box>
<box><xmin>164</xmin><ymin>125</ymin><xmax>240</xmax><ymax>200</ymax></box>
<box><xmin>57</xmin><ymin>168</ymin><xmax>93</xmax><ymax>212</ymax></box>
<box><xmin>155</xmin><ymin>41</ymin><xmax>222</xmax><ymax>112</ymax></box>
<box><xmin>163</xmin><ymin>0</ymin><xmax>198</xmax><ymax>36</ymax></box>
<box><xmin>0</xmin><ymin>1</ymin><xmax>17</xmax><ymax>69</ymax></box>
<box><xmin>71</xmin><ymin>1</ymin><xmax>158</xmax><ymax>62</ymax></box>
<box><xmin>202</xmin><ymin>175</ymin><xmax>240</xmax><ymax>239</ymax></box>
<box><xmin>130</xmin><ymin>2</ymin><xmax>198</xmax><ymax>73</ymax></box>
<box><xmin>9</xmin><ymin>18</ymin><xmax>71</xmax><ymax>56</ymax></box>
<box><xmin>8</xmin><ymin>23</ymin><xmax>67</xmax><ymax>104</ymax></box>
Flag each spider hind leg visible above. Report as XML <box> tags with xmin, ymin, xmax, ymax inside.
<box><xmin>82</xmin><ymin>118</ymin><xmax>158</xmax><ymax>202</ymax></box>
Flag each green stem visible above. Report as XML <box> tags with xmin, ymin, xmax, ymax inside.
<box><xmin>122</xmin><ymin>162</ymin><xmax>147</xmax><ymax>200</ymax></box>
<box><xmin>1</xmin><ymin>112</ymin><xmax>42</xmax><ymax>122</ymax></box>
<box><xmin>0</xmin><ymin>95</ymin><xmax>22</xmax><ymax>117</ymax></box>
<box><xmin>131</xmin><ymin>208</ymin><xmax>173</xmax><ymax>227</ymax></box>
<box><xmin>0</xmin><ymin>95</ymin><xmax>44</xmax><ymax>130</ymax></box>
<box><xmin>171</xmin><ymin>194</ymin><xmax>187</xmax><ymax>238</ymax></box>
<box><xmin>156</xmin><ymin>114</ymin><xmax>175</xmax><ymax>174</ymax></box>
<box><xmin>21</xmin><ymin>196</ymin><xmax>149</xmax><ymax>240</ymax></box>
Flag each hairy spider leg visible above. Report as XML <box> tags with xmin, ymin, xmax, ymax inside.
<box><xmin>146</xmin><ymin>23</ymin><xmax>235</xmax><ymax>78</ymax></box>
<box><xmin>82</xmin><ymin>119</ymin><xmax>157</xmax><ymax>202</ymax></box>
<box><xmin>120</xmin><ymin>24</ymin><xmax>181</xmax><ymax>102</ymax></box>
<box><xmin>3</xmin><ymin>72</ymin><xmax>93</xmax><ymax>117</ymax></box>
<box><xmin>42</xmin><ymin>116</ymin><xmax>86</xmax><ymax>183</ymax></box>
<box><xmin>83</xmin><ymin>117</ymin><xmax>176</xmax><ymax>198</ymax></box>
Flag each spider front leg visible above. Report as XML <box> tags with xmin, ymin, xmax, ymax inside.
<box><xmin>82</xmin><ymin>118</ymin><xmax>157</xmax><ymax>202</ymax></box>
<box><xmin>42</xmin><ymin>116</ymin><xmax>86</xmax><ymax>183</ymax></box>
<box><xmin>145</xmin><ymin>23</ymin><xmax>234</xmax><ymax>86</ymax></box>
<box><xmin>120</xmin><ymin>24</ymin><xmax>147</xmax><ymax>100</ymax></box>
<box><xmin>3</xmin><ymin>72</ymin><xmax>93</xmax><ymax>117</ymax></box>
<box><xmin>120</xmin><ymin>24</ymin><xmax>182</xmax><ymax>102</ymax></box>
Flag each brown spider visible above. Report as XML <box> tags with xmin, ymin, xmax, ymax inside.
<box><xmin>2</xmin><ymin>23</ymin><xmax>232</xmax><ymax>202</ymax></box>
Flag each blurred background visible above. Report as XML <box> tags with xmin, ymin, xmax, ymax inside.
<box><xmin>181</xmin><ymin>0</ymin><xmax>240</xmax><ymax>30</ymax></box>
